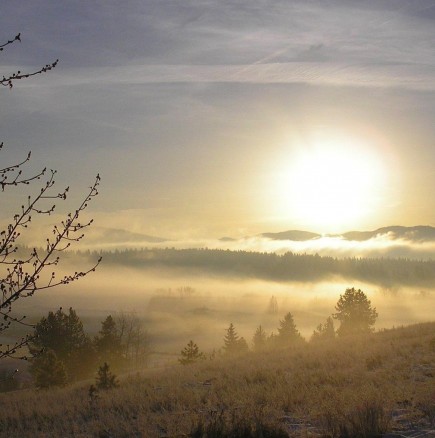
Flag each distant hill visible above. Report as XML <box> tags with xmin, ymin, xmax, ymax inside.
<box><xmin>219</xmin><ymin>237</ymin><xmax>237</xmax><ymax>242</ymax></box>
<box><xmin>341</xmin><ymin>225</ymin><xmax>435</xmax><ymax>242</ymax></box>
<box><xmin>92</xmin><ymin>227</ymin><xmax>169</xmax><ymax>244</ymax></box>
<box><xmin>260</xmin><ymin>230</ymin><xmax>320</xmax><ymax>241</ymax></box>
<box><xmin>259</xmin><ymin>225</ymin><xmax>435</xmax><ymax>242</ymax></box>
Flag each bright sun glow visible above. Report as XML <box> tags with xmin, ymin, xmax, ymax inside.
<box><xmin>274</xmin><ymin>135</ymin><xmax>387</xmax><ymax>231</ymax></box>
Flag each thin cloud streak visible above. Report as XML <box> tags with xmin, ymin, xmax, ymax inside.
<box><xmin>10</xmin><ymin>62</ymin><xmax>435</xmax><ymax>91</ymax></box>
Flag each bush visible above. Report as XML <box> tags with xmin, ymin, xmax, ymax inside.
<box><xmin>319</xmin><ymin>399</ymin><xmax>390</xmax><ymax>438</ymax></box>
<box><xmin>190</xmin><ymin>410</ymin><xmax>288</xmax><ymax>438</ymax></box>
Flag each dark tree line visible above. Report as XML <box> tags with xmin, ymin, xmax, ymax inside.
<box><xmin>94</xmin><ymin>247</ymin><xmax>435</xmax><ymax>288</ymax></box>
<box><xmin>29</xmin><ymin>308</ymin><xmax>151</xmax><ymax>388</ymax></box>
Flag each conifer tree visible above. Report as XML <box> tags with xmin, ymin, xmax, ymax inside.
<box><xmin>31</xmin><ymin>349</ymin><xmax>68</xmax><ymax>389</ymax></box>
<box><xmin>277</xmin><ymin>312</ymin><xmax>304</xmax><ymax>346</ymax></box>
<box><xmin>334</xmin><ymin>288</ymin><xmax>378</xmax><ymax>337</ymax></box>
<box><xmin>94</xmin><ymin>315</ymin><xmax>123</xmax><ymax>368</ymax></box>
<box><xmin>31</xmin><ymin>308</ymin><xmax>94</xmax><ymax>381</ymax></box>
<box><xmin>96</xmin><ymin>362</ymin><xmax>119</xmax><ymax>390</ymax></box>
<box><xmin>311</xmin><ymin>317</ymin><xmax>335</xmax><ymax>342</ymax></box>
<box><xmin>223</xmin><ymin>323</ymin><xmax>240</xmax><ymax>355</ymax></box>
<box><xmin>179</xmin><ymin>340</ymin><xmax>204</xmax><ymax>365</ymax></box>
<box><xmin>223</xmin><ymin>323</ymin><xmax>249</xmax><ymax>354</ymax></box>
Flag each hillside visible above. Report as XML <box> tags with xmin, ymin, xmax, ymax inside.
<box><xmin>1</xmin><ymin>322</ymin><xmax>434</xmax><ymax>437</ymax></box>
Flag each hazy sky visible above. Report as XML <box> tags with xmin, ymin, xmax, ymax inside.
<box><xmin>1</xmin><ymin>0</ymin><xmax>435</xmax><ymax>239</ymax></box>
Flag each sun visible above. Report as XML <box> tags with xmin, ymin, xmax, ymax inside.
<box><xmin>274</xmin><ymin>135</ymin><xmax>387</xmax><ymax>231</ymax></box>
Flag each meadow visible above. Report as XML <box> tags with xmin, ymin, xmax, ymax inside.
<box><xmin>1</xmin><ymin>254</ymin><xmax>435</xmax><ymax>438</ymax></box>
<box><xmin>0</xmin><ymin>322</ymin><xmax>434</xmax><ymax>437</ymax></box>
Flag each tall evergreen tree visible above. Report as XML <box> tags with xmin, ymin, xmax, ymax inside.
<box><xmin>223</xmin><ymin>323</ymin><xmax>240</xmax><ymax>355</ymax></box>
<box><xmin>94</xmin><ymin>315</ymin><xmax>123</xmax><ymax>368</ymax></box>
<box><xmin>31</xmin><ymin>308</ymin><xmax>94</xmax><ymax>381</ymax></box>
<box><xmin>333</xmin><ymin>288</ymin><xmax>378</xmax><ymax>337</ymax></box>
<box><xmin>30</xmin><ymin>349</ymin><xmax>68</xmax><ymax>389</ymax></box>
<box><xmin>277</xmin><ymin>312</ymin><xmax>304</xmax><ymax>346</ymax></box>
<box><xmin>223</xmin><ymin>323</ymin><xmax>249</xmax><ymax>355</ymax></box>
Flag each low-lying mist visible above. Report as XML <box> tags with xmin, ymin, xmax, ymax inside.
<box><xmin>14</xmin><ymin>259</ymin><xmax>435</xmax><ymax>358</ymax></box>
<box><xmin>74</xmin><ymin>233</ymin><xmax>435</xmax><ymax>260</ymax></box>
<box><xmin>17</xmin><ymin>222</ymin><xmax>435</xmax><ymax>260</ymax></box>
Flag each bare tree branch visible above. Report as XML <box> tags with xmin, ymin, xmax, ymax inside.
<box><xmin>0</xmin><ymin>33</ymin><xmax>58</xmax><ymax>89</ymax></box>
<box><xmin>0</xmin><ymin>33</ymin><xmax>101</xmax><ymax>361</ymax></box>
<box><xmin>0</xmin><ymin>33</ymin><xmax>21</xmax><ymax>51</ymax></box>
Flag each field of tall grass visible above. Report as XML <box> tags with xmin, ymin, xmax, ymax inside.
<box><xmin>0</xmin><ymin>322</ymin><xmax>434</xmax><ymax>437</ymax></box>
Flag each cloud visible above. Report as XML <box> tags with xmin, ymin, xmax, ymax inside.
<box><xmin>2</xmin><ymin>0</ymin><xmax>434</xmax><ymax>90</ymax></box>
<box><xmin>5</xmin><ymin>60</ymin><xmax>433</xmax><ymax>92</ymax></box>
<box><xmin>35</xmin><ymin>225</ymin><xmax>435</xmax><ymax>261</ymax></box>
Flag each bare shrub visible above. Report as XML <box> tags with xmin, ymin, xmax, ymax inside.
<box><xmin>190</xmin><ymin>409</ymin><xmax>288</xmax><ymax>438</ymax></box>
<box><xmin>319</xmin><ymin>398</ymin><xmax>390</xmax><ymax>438</ymax></box>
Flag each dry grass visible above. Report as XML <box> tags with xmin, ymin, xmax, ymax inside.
<box><xmin>0</xmin><ymin>322</ymin><xmax>434</xmax><ymax>437</ymax></box>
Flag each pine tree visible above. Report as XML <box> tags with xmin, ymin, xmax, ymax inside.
<box><xmin>179</xmin><ymin>340</ymin><xmax>204</xmax><ymax>365</ymax></box>
<box><xmin>31</xmin><ymin>349</ymin><xmax>68</xmax><ymax>389</ymax></box>
<box><xmin>32</xmin><ymin>308</ymin><xmax>90</xmax><ymax>356</ymax></box>
<box><xmin>30</xmin><ymin>308</ymin><xmax>94</xmax><ymax>381</ymax></box>
<box><xmin>223</xmin><ymin>323</ymin><xmax>240</xmax><ymax>355</ymax></box>
<box><xmin>277</xmin><ymin>312</ymin><xmax>304</xmax><ymax>346</ymax></box>
<box><xmin>334</xmin><ymin>288</ymin><xmax>378</xmax><ymax>337</ymax></box>
<box><xmin>94</xmin><ymin>315</ymin><xmax>123</xmax><ymax>368</ymax></box>
<box><xmin>96</xmin><ymin>362</ymin><xmax>119</xmax><ymax>390</ymax></box>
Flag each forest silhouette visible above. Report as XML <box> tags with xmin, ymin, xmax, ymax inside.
<box><xmin>87</xmin><ymin>247</ymin><xmax>435</xmax><ymax>288</ymax></box>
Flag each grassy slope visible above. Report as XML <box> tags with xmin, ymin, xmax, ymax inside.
<box><xmin>0</xmin><ymin>322</ymin><xmax>434</xmax><ymax>437</ymax></box>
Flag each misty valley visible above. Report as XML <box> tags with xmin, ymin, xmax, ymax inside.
<box><xmin>2</xmin><ymin>1</ymin><xmax>435</xmax><ymax>435</ymax></box>
<box><xmin>1</xmin><ymin>239</ymin><xmax>435</xmax><ymax>437</ymax></box>
<box><xmin>10</xmin><ymin>245</ymin><xmax>435</xmax><ymax>349</ymax></box>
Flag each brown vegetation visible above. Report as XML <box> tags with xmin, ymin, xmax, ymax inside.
<box><xmin>0</xmin><ymin>322</ymin><xmax>434</xmax><ymax>437</ymax></box>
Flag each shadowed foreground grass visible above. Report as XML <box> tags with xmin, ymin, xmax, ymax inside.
<box><xmin>0</xmin><ymin>322</ymin><xmax>434</xmax><ymax>437</ymax></box>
